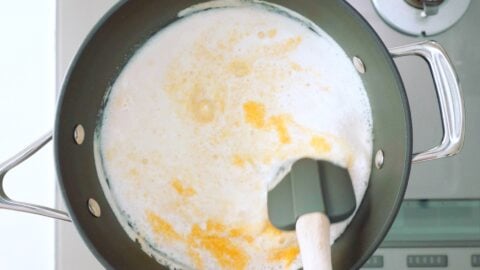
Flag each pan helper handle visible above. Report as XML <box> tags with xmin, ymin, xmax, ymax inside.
<box><xmin>0</xmin><ymin>131</ymin><xmax>70</xmax><ymax>221</ymax></box>
<box><xmin>389</xmin><ymin>41</ymin><xmax>465</xmax><ymax>163</ymax></box>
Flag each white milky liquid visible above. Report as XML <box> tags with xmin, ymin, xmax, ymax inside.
<box><xmin>95</xmin><ymin>1</ymin><xmax>373</xmax><ymax>269</ymax></box>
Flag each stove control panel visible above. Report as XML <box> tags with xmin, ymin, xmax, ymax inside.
<box><xmin>362</xmin><ymin>248</ymin><xmax>480</xmax><ymax>269</ymax></box>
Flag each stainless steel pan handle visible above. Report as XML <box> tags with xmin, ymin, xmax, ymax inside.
<box><xmin>0</xmin><ymin>131</ymin><xmax>71</xmax><ymax>221</ymax></box>
<box><xmin>389</xmin><ymin>40</ymin><xmax>465</xmax><ymax>163</ymax></box>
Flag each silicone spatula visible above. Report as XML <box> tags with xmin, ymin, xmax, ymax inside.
<box><xmin>267</xmin><ymin>158</ymin><xmax>356</xmax><ymax>270</ymax></box>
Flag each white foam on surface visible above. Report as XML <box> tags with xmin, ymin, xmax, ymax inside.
<box><xmin>96</xmin><ymin>1</ymin><xmax>372</xmax><ymax>269</ymax></box>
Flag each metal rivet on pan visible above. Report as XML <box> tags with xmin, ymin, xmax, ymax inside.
<box><xmin>353</xmin><ymin>56</ymin><xmax>366</xmax><ymax>74</ymax></box>
<box><xmin>73</xmin><ymin>124</ymin><xmax>85</xmax><ymax>145</ymax></box>
<box><xmin>375</xmin><ymin>150</ymin><xmax>384</xmax><ymax>169</ymax></box>
<box><xmin>88</xmin><ymin>198</ymin><xmax>101</xmax><ymax>218</ymax></box>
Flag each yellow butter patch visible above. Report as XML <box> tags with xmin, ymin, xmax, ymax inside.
<box><xmin>310</xmin><ymin>136</ymin><xmax>332</xmax><ymax>153</ymax></box>
<box><xmin>262</xmin><ymin>221</ymin><xmax>283</xmax><ymax>236</ymax></box>
<box><xmin>232</xmin><ymin>155</ymin><xmax>246</xmax><ymax>167</ymax></box>
<box><xmin>285</xmin><ymin>36</ymin><xmax>302</xmax><ymax>50</ymax></box>
<box><xmin>193</xmin><ymin>99</ymin><xmax>216</xmax><ymax>123</ymax></box>
<box><xmin>243</xmin><ymin>101</ymin><xmax>266</xmax><ymax>128</ymax></box>
<box><xmin>229</xmin><ymin>227</ymin><xmax>254</xmax><ymax>244</ymax></box>
<box><xmin>290</xmin><ymin>62</ymin><xmax>303</xmax><ymax>71</ymax></box>
<box><xmin>207</xmin><ymin>220</ymin><xmax>227</xmax><ymax>232</ymax></box>
<box><xmin>188</xmin><ymin>84</ymin><xmax>222</xmax><ymax>124</ymax></box>
<box><xmin>146</xmin><ymin>211</ymin><xmax>181</xmax><ymax>241</ymax></box>
<box><xmin>269</xmin><ymin>246</ymin><xmax>300</xmax><ymax>267</ymax></box>
<box><xmin>171</xmin><ymin>178</ymin><xmax>197</xmax><ymax>197</ymax></box>
<box><xmin>267</xmin><ymin>29</ymin><xmax>277</xmax><ymax>38</ymax></box>
<box><xmin>270</xmin><ymin>115</ymin><xmax>291</xmax><ymax>144</ymax></box>
<box><xmin>269</xmin><ymin>36</ymin><xmax>303</xmax><ymax>55</ymax></box>
<box><xmin>229</xmin><ymin>59</ymin><xmax>252</xmax><ymax>77</ymax></box>
<box><xmin>189</xmin><ymin>222</ymin><xmax>249</xmax><ymax>270</ymax></box>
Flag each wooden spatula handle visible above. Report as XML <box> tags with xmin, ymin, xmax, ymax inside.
<box><xmin>296</xmin><ymin>212</ymin><xmax>332</xmax><ymax>270</ymax></box>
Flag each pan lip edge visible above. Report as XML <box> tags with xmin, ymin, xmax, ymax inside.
<box><xmin>54</xmin><ymin>1</ymin><xmax>135</xmax><ymax>269</ymax></box>
<box><xmin>338</xmin><ymin>0</ymin><xmax>413</xmax><ymax>269</ymax></box>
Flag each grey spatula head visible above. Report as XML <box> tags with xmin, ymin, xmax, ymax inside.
<box><xmin>267</xmin><ymin>158</ymin><xmax>356</xmax><ymax>231</ymax></box>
